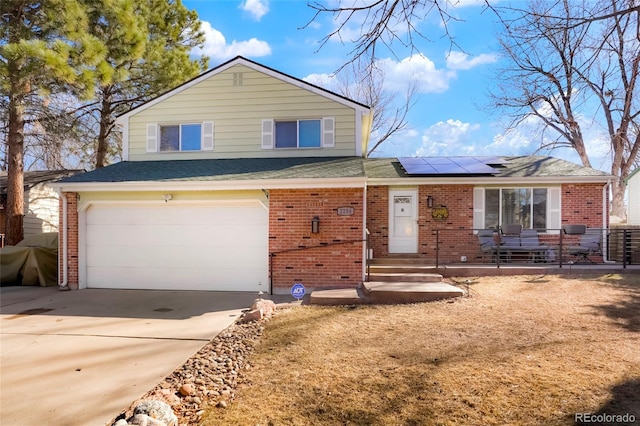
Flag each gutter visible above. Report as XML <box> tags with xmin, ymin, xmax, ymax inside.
<box><xmin>602</xmin><ymin>179</ymin><xmax>615</xmax><ymax>264</ymax></box>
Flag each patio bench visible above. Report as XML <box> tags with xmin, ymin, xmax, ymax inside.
<box><xmin>500</xmin><ymin>229</ymin><xmax>551</xmax><ymax>263</ymax></box>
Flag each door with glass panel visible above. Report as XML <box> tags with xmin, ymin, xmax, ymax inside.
<box><xmin>388</xmin><ymin>189</ymin><xmax>418</xmax><ymax>253</ymax></box>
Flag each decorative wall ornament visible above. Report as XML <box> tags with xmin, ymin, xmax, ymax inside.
<box><xmin>432</xmin><ymin>206</ymin><xmax>449</xmax><ymax>220</ymax></box>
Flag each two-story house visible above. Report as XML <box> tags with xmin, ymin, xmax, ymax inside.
<box><xmin>53</xmin><ymin>56</ymin><xmax>613</xmax><ymax>293</ymax></box>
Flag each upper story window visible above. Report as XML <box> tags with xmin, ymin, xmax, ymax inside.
<box><xmin>160</xmin><ymin>124</ymin><xmax>202</xmax><ymax>151</ymax></box>
<box><xmin>474</xmin><ymin>187</ymin><xmax>561</xmax><ymax>233</ymax></box>
<box><xmin>146</xmin><ymin>122</ymin><xmax>214</xmax><ymax>153</ymax></box>
<box><xmin>275</xmin><ymin>120</ymin><xmax>321</xmax><ymax>148</ymax></box>
<box><xmin>262</xmin><ymin>117</ymin><xmax>334</xmax><ymax>150</ymax></box>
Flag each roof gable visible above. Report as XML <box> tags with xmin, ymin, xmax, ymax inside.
<box><xmin>118</xmin><ymin>56</ymin><xmax>370</xmax><ymax>122</ymax></box>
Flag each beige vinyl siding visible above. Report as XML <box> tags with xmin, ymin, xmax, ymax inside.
<box><xmin>128</xmin><ymin>64</ymin><xmax>358</xmax><ymax>160</ymax></box>
<box><xmin>24</xmin><ymin>184</ymin><xmax>60</xmax><ymax>237</ymax></box>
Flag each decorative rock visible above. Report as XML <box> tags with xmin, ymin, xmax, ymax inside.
<box><xmin>128</xmin><ymin>413</ymin><xmax>168</xmax><ymax>426</ymax></box>
<box><xmin>133</xmin><ymin>400</ymin><xmax>178</xmax><ymax>426</ymax></box>
<box><xmin>179</xmin><ymin>383</ymin><xmax>195</xmax><ymax>396</ymax></box>
<box><xmin>241</xmin><ymin>308</ymin><xmax>263</xmax><ymax>323</ymax></box>
<box><xmin>113</xmin><ymin>420</ymin><xmax>128</xmax><ymax>426</ymax></box>
<box><xmin>251</xmin><ymin>299</ymin><xmax>276</xmax><ymax>317</ymax></box>
<box><xmin>112</xmin><ymin>317</ymin><xmax>268</xmax><ymax>426</ymax></box>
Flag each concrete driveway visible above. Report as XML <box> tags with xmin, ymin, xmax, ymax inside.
<box><xmin>0</xmin><ymin>285</ymin><xmax>263</xmax><ymax>425</ymax></box>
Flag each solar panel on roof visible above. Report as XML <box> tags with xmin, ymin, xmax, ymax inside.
<box><xmin>398</xmin><ymin>157</ymin><xmax>502</xmax><ymax>176</ymax></box>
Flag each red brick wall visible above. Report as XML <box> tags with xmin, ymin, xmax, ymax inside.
<box><xmin>367</xmin><ymin>183</ymin><xmax>607</xmax><ymax>263</ymax></box>
<box><xmin>269</xmin><ymin>188</ymin><xmax>364</xmax><ymax>290</ymax></box>
<box><xmin>58</xmin><ymin>192</ymin><xmax>79</xmax><ymax>289</ymax></box>
<box><xmin>561</xmin><ymin>183</ymin><xmax>606</xmax><ymax>227</ymax></box>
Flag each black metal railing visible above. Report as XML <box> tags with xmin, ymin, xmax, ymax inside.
<box><xmin>432</xmin><ymin>227</ymin><xmax>639</xmax><ymax>269</ymax></box>
<box><xmin>268</xmin><ymin>231</ymin><xmax>370</xmax><ymax>293</ymax></box>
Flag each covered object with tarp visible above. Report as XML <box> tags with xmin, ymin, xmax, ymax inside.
<box><xmin>0</xmin><ymin>233</ymin><xmax>58</xmax><ymax>286</ymax></box>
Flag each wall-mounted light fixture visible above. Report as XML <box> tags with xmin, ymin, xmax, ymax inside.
<box><xmin>163</xmin><ymin>194</ymin><xmax>173</xmax><ymax>203</ymax></box>
<box><xmin>311</xmin><ymin>216</ymin><xmax>320</xmax><ymax>234</ymax></box>
<box><xmin>427</xmin><ymin>195</ymin><xmax>434</xmax><ymax>208</ymax></box>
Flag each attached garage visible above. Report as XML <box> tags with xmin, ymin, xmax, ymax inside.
<box><xmin>81</xmin><ymin>201</ymin><xmax>268</xmax><ymax>291</ymax></box>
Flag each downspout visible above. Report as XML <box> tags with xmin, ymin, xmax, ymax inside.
<box><xmin>59</xmin><ymin>191</ymin><xmax>69</xmax><ymax>289</ymax></box>
<box><xmin>602</xmin><ymin>179</ymin><xmax>615</xmax><ymax>263</ymax></box>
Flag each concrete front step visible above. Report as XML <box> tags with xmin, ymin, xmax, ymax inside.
<box><xmin>368</xmin><ymin>272</ymin><xmax>443</xmax><ymax>282</ymax></box>
<box><xmin>310</xmin><ymin>281</ymin><xmax>464</xmax><ymax>306</ymax></box>
<box><xmin>310</xmin><ymin>287</ymin><xmax>370</xmax><ymax>305</ymax></box>
<box><xmin>364</xmin><ymin>281</ymin><xmax>465</xmax><ymax>304</ymax></box>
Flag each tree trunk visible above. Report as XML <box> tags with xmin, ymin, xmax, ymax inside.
<box><xmin>95</xmin><ymin>86</ymin><xmax>113</xmax><ymax>168</ymax></box>
<box><xmin>6</xmin><ymin>63</ymin><xmax>26</xmax><ymax>245</ymax></box>
<box><xmin>610</xmin><ymin>178</ymin><xmax>626</xmax><ymax>220</ymax></box>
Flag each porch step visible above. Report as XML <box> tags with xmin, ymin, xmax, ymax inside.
<box><xmin>311</xmin><ymin>257</ymin><xmax>466</xmax><ymax>305</ymax></box>
<box><xmin>363</xmin><ymin>281</ymin><xmax>465</xmax><ymax>304</ymax></box>
<box><xmin>367</xmin><ymin>271</ymin><xmax>443</xmax><ymax>282</ymax></box>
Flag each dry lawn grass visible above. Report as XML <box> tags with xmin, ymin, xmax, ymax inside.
<box><xmin>201</xmin><ymin>274</ymin><xmax>640</xmax><ymax>426</ymax></box>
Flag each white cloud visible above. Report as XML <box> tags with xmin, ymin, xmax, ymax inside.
<box><xmin>303</xmin><ymin>73</ymin><xmax>338</xmax><ymax>90</ymax></box>
<box><xmin>414</xmin><ymin>119</ymin><xmax>482</xmax><ymax>156</ymax></box>
<box><xmin>192</xmin><ymin>21</ymin><xmax>271</xmax><ymax>60</ymax></box>
<box><xmin>239</xmin><ymin>0</ymin><xmax>269</xmax><ymax>21</ymax></box>
<box><xmin>446</xmin><ymin>51</ymin><xmax>498</xmax><ymax>70</ymax></box>
<box><xmin>378</xmin><ymin>54</ymin><xmax>456</xmax><ymax>94</ymax></box>
<box><xmin>485</xmin><ymin>130</ymin><xmax>533</xmax><ymax>154</ymax></box>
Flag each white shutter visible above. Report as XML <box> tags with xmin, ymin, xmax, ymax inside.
<box><xmin>146</xmin><ymin>124</ymin><xmax>158</xmax><ymax>152</ymax></box>
<box><xmin>547</xmin><ymin>187</ymin><xmax>561</xmax><ymax>234</ymax></box>
<box><xmin>202</xmin><ymin>121</ymin><xmax>214</xmax><ymax>150</ymax></box>
<box><xmin>473</xmin><ymin>187</ymin><xmax>485</xmax><ymax>232</ymax></box>
<box><xmin>261</xmin><ymin>119</ymin><xmax>274</xmax><ymax>149</ymax></box>
<box><xmin>322</xmin><ymin>117</ymin><xmax>335</xmax><ymax>148</ymax></box>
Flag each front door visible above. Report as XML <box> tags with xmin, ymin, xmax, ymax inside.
<box><xmin>388</xmin><ymin>189</ymin><xmax>418</xmax><ymax>253</ymax></box>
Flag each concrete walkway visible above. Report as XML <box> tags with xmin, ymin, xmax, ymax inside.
<box><xmin>0</xmin><ymin>286</ymin><xmax>265</xmax><ymax>425</ymax></box>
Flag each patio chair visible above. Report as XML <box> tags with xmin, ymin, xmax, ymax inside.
<box><xmin>477</xmin><ymin>229</ymin><xmax>498</xmax><ymax>262</ymax></box>
<box><xmin>566</xmin><ymin>228</ymin><xmax>602</xmax><ymax>264</ymax></box>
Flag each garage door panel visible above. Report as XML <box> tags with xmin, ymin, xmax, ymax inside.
<box><xmin>86</xmin><ymin>245</ymin><xmax>267</xmax><ymax>269</ymax></box>
<box><xmin>84</xmin><ymin>202</ymin><xmax>268</xmax><ymax>291</ymax></box>
<box><xmin>87</xmin><ymin>266</ymin><xmax>265</xmax><ymax>291</ymax></box>
<box><xmin>88</xmin><ymin>225</ymin><xmax>267</xmax><ymax>249</ymax></box>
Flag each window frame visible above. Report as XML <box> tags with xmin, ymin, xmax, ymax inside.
<box><xmin>147</xmin><ymin>121</ymin><xmax>214</xmax><ymax>153</ymax></box>
<box><xmin>474</xmin><ymin>186</ymin><xmax>560</xmax><ymax>233</ymax></box>
<box><xmin>274</xmin><ymin>119</ymin><xmax>322</xmax><ymax>149</ymax></box>
<box><xmin>159</xmin><ymin>123</ymin><xmax>202</xmax><ymax>152</ymax></box>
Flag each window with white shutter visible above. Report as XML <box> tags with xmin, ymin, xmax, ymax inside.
<box><xmin>261</xmin><ymin>119</ymin><xmax>274</xmax><ymax>149</ymax></box>
<box><xmin>322</xmin><ymin>117</ymin><xmax>335</xmax><ymax>147</ymax></box>
<box><xmin>202</xmin><ymin>121</ymin><xmax>214</xmax><ymax>151</ymax></box>
<box><xmin>146</xmin><ymin>124</ymin><xmax>158</xmax><ymax>152</ymax></box>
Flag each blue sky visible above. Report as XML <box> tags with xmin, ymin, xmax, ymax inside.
<box><xmin>182</xmin><ymin>0</ymin><xmax>612</xmax><ymax>172</ymax></box>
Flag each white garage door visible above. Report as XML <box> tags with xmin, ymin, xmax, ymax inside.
<box><xmin>84</xmin><ymin>202</ymin><xmax>268</xmax><ymax>291</ymax></box>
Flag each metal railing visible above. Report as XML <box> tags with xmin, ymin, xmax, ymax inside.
<box><xmin>268</xmin><ymin>231</ymin><xmax>370</xmax><ymax>293</ymax></box>
<box><xmin>432</xmin><ymin>227</ymin><xmax>639</xmax><ymax>269</ymax></box>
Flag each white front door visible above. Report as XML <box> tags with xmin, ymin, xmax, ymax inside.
<box><xmin>388</xmin><ymin>189</ymin><xmax>418</xmax><ymax>253</ymax></box>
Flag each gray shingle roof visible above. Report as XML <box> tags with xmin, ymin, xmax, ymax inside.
<box><xmin>58</xmin><ymin>157</ymin><xmax>366</xmax><ymax>183</ymax></box>
<box><xmin>0</xmin><ymin>170</ymin><xmax>83</xmax><ymax>193</ymax></box>
<box><xmin>56</xmin><ymin>155</ymin><xmax>611</xmax><ymax>186</ymax></box>
<box><xmin>364</xmin><ymin>156</ymin><xmax>612</xmax><ymax>179</ymax></box>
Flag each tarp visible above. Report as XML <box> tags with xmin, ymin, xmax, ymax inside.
<box><xmin>0</xmin><ymin>233</ymin><xmax>58</xmax><ymax>286</ymax></box>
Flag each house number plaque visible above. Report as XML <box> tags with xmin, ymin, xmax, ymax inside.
<box><xmin>337</xmin><ymin>206</ymin><xmax>355</xmax><ymax>216</ymax></box>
